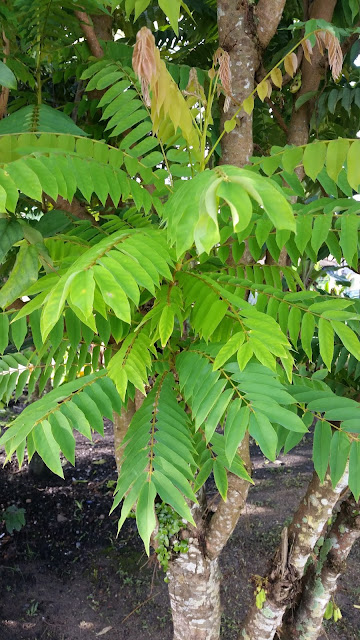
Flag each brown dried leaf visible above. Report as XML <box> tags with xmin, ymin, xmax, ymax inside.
<box><xmin>284</xmin><ymin>52</ymin><xmax>298</xmax><ymax>78</ymax></box>
<box><xmin>214</xmin><ymin>48</ymin><xmax>232</xmax><ymax>112</ymax></box>
<box><xmin>316</xmin><ymin>30</ymin><xmax>343</xmax><ymax>80</ymax></box>
<box><xmin>132</xmin><ymin>27</ymin><xmax>158</xmax><ymax>105</ymax></box>
<box><xmin>302</xmin><ymin>38</ymin><xmax>313</xmax><ymax>64</ymax></box>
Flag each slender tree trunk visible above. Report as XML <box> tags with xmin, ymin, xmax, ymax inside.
<box><xmin>287</xmin><ymin>0</ymin><xmax>337</xmax><ymax>148</ymax></box>
<box><xmin>167</xmin><ymin>543</ymin><xmax>221</xmax><ymax>640</ymax></box>
<box><xmin>282</xmin><ymin>495</ymin><xmax>360</xmax><ymax>640</ymax></box>
<box><xmin>238</xmin><ymin>469</ymin><xmax>349</xmax><ymax>640</ymax></box>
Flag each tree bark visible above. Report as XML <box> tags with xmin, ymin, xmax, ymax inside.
<box><xmin>282</xmin><ymin>495</ymin><xmax>360</xmax><ymax>640</ymax></box>
<box><xmin>167</xmin><ymin>542</ymin><xmax>221</xmax><ymax>640</ymax></box>
<box><xmin>217</xmin><ymin>0</ymin><xmax>260</xmax><ymax>167</ymax></box>
<box><xmin>287</xmin><ymin>0</ymin><xmax>337</xmax><ymax>147</ymax></box>
<box><xmin>239</xmin><ymin>468</ymin><xmax>349</xmax><ymax>640</ymax></box>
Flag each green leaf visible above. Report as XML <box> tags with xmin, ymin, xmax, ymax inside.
<box><xmin>313</xmin><ymin>420</ymin><xmax>332</xmax><ymax>483</ymax></box>
<box><xmin>237</xmin><ymin>342</ymin><xmax>253</xmax><ymax>371</ymax></box>
<box><xmin>329</xmin><ymin>430</ymin><xmax>350</xmax><ymax>488</ymax></box>
<box><xmin>153</xmin><ymin>469</ymin><xmax>196</xmax><ymax>526</ymax></box>
<box><xmin>136</xmin><ymin>480</ymin><xmax>157</xmax><ymax>556</ymax></box>
<box><xmin>331</xmin><ymin>321</ymin><xmax>360</xmax><ymax>361</ymax></box>
<box><xmin>0</xmin><ymin>244</ymin><xmax>38</xmax><ymax>309</ymax></box>
<box><xmin>301</xmin><ymin>312</ymin><xmax>315</xmax><ymax>360</ymax></box>
<box><xmin>93</xmin><ymin>266</ymin><xmax>131</xmax><ymax>324</ymax></box>
<box><xmin>347</xmin><ymin>141</ymin><xmax>360</xmax><ymax>190</ymax></box>
<box><xmin>303</xmin><ymin>142</ymin><xmax>326</xmax><ymax>181</ymax></box>
<box><xmin>0</xmin><ymin>61</ymin><xmax>17</xmax><ymax>90</ymax></box>
<box><xmin>213</xmin><ymin>333</ymin><xmax>244</xmax><ymax>370</ymax></box>
<box><xmin>217</xmin><ymin>181</ymin><xmax>253</xmax><ymax>233</ymax></box>
<box><xmin>158</xmin><ymin>0</ymin><xmax>181</xmax><ymax>34</ymax></box>
<box><xmin>318</xmin><ymin>318</ymin><xmax>334</xmax><ymax>369</ymax></box>
<box><xmin>213</xmin><ymin>459</ymin><xmax>228</xmax><ymax>500</ymax></box>
<box><xmin>0</xmin><ymin>313</ymin><xmax>9</xmax><ymax>354</ymax></box>
<box><xmin>225</xmin><ymin>402</ymin><xmax>249</xmax><ymax>465</ymax></box>
<box><xmin>49</xmin><ymin>412</ymin><xmax>76</xmax><ymax>466</ymax></box>
<box><xmin>249</xmin><ymin>411</ymin><xmax>277</xmax><ymax>461</ymax></box>
<box><xmin>349</xmin><ymin>441</ymin><xmax>360</xmax><ymax>501</ymax></box>
<box><xmin>326</xmin><ymin>139</ymin><xmax>349</xmax><ymax>183</ymax></box>
<box><xmin>311</xmin><ymin>213</ymin><xmax>332</xmax><ymax>254</ymax></box>
<box><xmin>33</xmin><ymin>420</ymin><xmax>64</xmax><ymax>478</ymax></box>
<box><xmin>7</xmin><ymin>160</ymin><xmax>43</xmax><ymax>201</ymax></box>
<box><xmin>69</xmin><ymin>269</ymin><xmax>95</xmax><ymax>321</ymax></box>
<box><xmin>10</xmin><ymin>315</ymin><xmax>27</xmax><ymax>350</ymax></box>
<box><xmin>159</xmin><ymin>305</ymin><xmax>174</xmax><ymax>347</ymax></box>
<box><xmin>339</xmin><ymin>214</ymin><xmax>359</xmax><ymax>268</ymax></box>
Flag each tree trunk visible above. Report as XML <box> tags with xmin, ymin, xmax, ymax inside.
<box><xmin>282</xmin><ymin>495</ymin><xmax>360</xmax><ymax>640</ymax></box>
<box><xmin>167</xmin><ymin>541</ymin><xmax>221</xmax><ymax>640</ymax></box>
<box><xmin>239</xmin><ymin>468</ymin><xmax>349</xmax><ymax>640</ymax></box>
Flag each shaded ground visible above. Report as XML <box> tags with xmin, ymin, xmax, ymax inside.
<box><xmin>0</xmin><ymin>415</ymin><xmax>359</xmax><ymax>640</ymax></box>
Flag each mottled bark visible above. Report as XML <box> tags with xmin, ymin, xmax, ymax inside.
<box><xmin>255</xmin><ymin>0</ymin><xmax>286</xmax><ymax>49</ymax></box>
<box><xmin>206</xmin><ymin>432</ymin><xmax>251</xmax><ymax>559</ymax></box>
<box><xmin>287</xmin><ymin>0</ymin><xmax>337</xmax><ymax>147</ymax></box>
<box><xmin>217</xmin><ymin>0</ymin><xmax>285</xmax><ymax>167</ymax></box>
<box><xmin>239</xmin><ymin>468</ymin><xmax>349</xmax><ymax>640</ymax></box>
<box><xmin>217</xmin><ymin>0</ymin><xmax>260</xmax><ymax>166</ymax></box>
<box><xmin>283</xmin><ymin>496</ymin><xmax>360</xmax><ymax>640</ymax></box>
<box><xmin>167</xmin><ymin>542</ymin><xmax>221</xmax><ymax>640</ymax></box>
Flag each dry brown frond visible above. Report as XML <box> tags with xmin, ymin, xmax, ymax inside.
<box><xmin>214</xmin><ymin>48</ymin><xmax>232</xmax><ymax>112</ymax></box>
<box><xmin>302</xmin><ymin>38</ymin><xmax>313</xmax><ymax>64</ymax></box>
<box><xmin>132</xmin><ymin>27</ymin><xmax>158</xmax><ymax>105</ymax></box>
<box><xmin>316</xmin><ymin>30</ymin><xmax>343</xmax><ymax>81</ymax></box>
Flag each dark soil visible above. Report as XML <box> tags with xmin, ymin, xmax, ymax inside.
<box><xmin>0</xmin><ymin>413</ymin><xmax>359</xmax><ymax>640</ymax></box>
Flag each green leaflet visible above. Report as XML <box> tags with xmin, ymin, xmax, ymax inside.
<box><xmin>331</xmin><ymin>320</ymin><xmax>360</xmax><ymax>361</ymax></box>
<box><xmin>249</xmin><ymin>412</ymin><xmax>277</xmax><ymax>461</ymax></box>
<box><xmin>33</xmin><ymin>420</ymin><xmax>64</xmax><ymax>478</ymax></box>
<box><xmin>159</xmin><ymin>305</ymin><xmax>175</xmax><ymax>347</ymax></box>
<box><xmin>136</xmin><ymin>481</ymin><xmax>157</xmax><ymax>556</ymax></box>
<box><xmin>213</xmin><ymin>333</ymin><xmax>244</xmax><ymax>370</ymax></box>
<box><xmin>329</xmin><ymin>430</ymin><xmax>350</xmax><ymax>488</ymax></box>
<box><xmin>0</xmin><ymin>244</ymin><xmax>38</xmax><ymax>310</ymax></box>
<box><xmin>0</xmin><ymin>313</ymin><xmax>9</xmax><ymax>354</ymax></box>
<box><xmin>326</xmin><ymin>139</ymin><xmax>349</xmax><ymax>183</ymax></box>
<box><xmin>318</xmin><ymin>318</ymin><xmax>334</xmax><ymax>369</ymax></box>
<box><xmin>339</xmin><ymin>213</ymin><xmax>359</xmax><ymax>268</ymax></box>
<box><xmin>225</xmin><ymin>402</ymin><xmax>249</xmax><ymax>465</ymax></box>
<box><xmin>347</xmin><ymin>140</ymin><xmax>360</xmax><ymax>190</ymax></box>
<box><xmin>10</xmin><ymin>315</ymin><xmax>27</xmax><ymax>351</ymax></box>
<box><xmin>303</xmin><ymin>142</ymin><xmax>326</xmax><ymax>181</ymax></box>
<box><xmin>301</xmin><ymin>312</ymin><xmax>315</xmax><ymax>360</ymax></box>
<box><xmin>313</xmin><ymin>420</ymin><xmax>332</xmax><ymax>483</ymax></box>
<box><xmin>213</xmin><ymin>459</ymin><xmax>228</xmax><ymax>501</ymax></box>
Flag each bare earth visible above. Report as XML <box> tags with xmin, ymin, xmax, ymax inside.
<box><xmin>0</xmin><ymin>414</ymin><xmax>359</xmax><ymax>640</ymax></box>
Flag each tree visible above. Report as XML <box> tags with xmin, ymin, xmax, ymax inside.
<box><xmin>0</xmin><ymin>1</ymin><xmax>359</xmax><ymax>639</ymax></box>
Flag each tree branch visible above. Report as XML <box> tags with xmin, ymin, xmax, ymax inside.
<box><xmin>75</xmin><ymin>11</ymin><xmax>104</xmax><ymax>58</ymax></box>
<box><xmin>256</xmin><ymin>0</ymin><xmax>286</xmax><ymax>49</ymax></box>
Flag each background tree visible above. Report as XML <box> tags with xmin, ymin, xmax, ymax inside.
<box><xmin>0</xmin><ymin>2</ymin><xmax>360</xmax><ymax>640</ymax></box>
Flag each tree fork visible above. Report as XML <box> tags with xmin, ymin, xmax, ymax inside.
<box><xmin>238</xmin><ymin>468</ymin><xmax>349</xmax><ymax>640</ymax></box>
<box><xmin>281</xmin><ymin>495</ymin><xmax>360</xmax><ymax>640</ymax></box>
